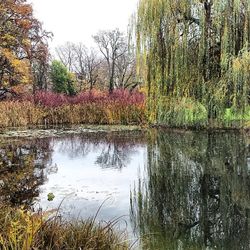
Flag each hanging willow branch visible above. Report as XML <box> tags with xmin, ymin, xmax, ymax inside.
<box><xmin>135</xmin><ymin>0</ymin><xmax>250</xmax><ymax>124</ymax></box>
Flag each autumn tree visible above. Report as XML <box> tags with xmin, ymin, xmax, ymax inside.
<box><xmin>0</xmin><ymin>0</ymin><xmax>50</xmax><ymax>90</ymax></box>
<box><xmin>32</xmin><ymin>43</ymin><xmax>50</xmax><ymax>91</ymax></box>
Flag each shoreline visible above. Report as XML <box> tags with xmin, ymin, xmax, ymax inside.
<box><xmin>0</xmin><ymin>124</ymin><xmax>249</xmax><ymax>140</ymax></box>
<box><xmin>150</xmin><ymin>124</ymin><xmax>250</xmax><ymax>133</ymax></box>
<box><xmin>0</xmin><ymin>125</ymin><xmax>146</xmax><ymax>139</ymax></box>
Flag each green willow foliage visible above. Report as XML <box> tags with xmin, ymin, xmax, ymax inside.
<box><xmin>136</xmin><ymin>0</ymin><xmax>250</xmax><ymax>127</ymax></box>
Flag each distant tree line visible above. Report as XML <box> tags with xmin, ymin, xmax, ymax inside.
<box><xmin>53</xmin><ymin>29</ymin><xmax>138</xmax><ymax>94</ymax></box>
<box><xmin>0</xmin><ymin>0</ymin><xmax>140</xmax><ymax>97</ymax></box>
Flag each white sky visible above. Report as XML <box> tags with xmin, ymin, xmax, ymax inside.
<box><xmin>29</xmin><ymin>0</ymin><xmax>138</xmax><ymax>50</ymax></box>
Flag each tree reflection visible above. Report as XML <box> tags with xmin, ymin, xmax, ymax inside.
<box><xmin>131</xmin><ymin>130</ymin><xmax>250</xmax><ymax>249</ymax></box>
<box><xmin>56</xmin><ymin>135</ymin><xmax>92</xmax><ymax>158</ymax></box>
<box><xmin>56</xmin><ymin>131</ymin><xmax>146</xmax><ymax>169</ymax></box>
<box><xmin>96</xmin><ymin>143</ymin><xmax>132</xmax><ymax>169</ymax></box>
<box><xmin>0</xmin><ymin>138</ymin><xmax>53</xmax><ymax>208</ymax></box>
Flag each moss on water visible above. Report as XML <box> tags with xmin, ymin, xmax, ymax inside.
<box><xmin>0</xmin><ymin>125</ymin><xmax>146</xmax><ymax>139</ymax></box>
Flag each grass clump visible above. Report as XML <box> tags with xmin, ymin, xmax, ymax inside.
<box><xmin>0</xmin><ymin>207</ymin><xmax>129</xmax><ymax>250</ymax></box>
<box><xmin>155</xmin><ymin>97</ymin><xmax>250</xmax><ymax>129</ymax></box>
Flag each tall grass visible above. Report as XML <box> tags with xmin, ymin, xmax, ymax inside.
<box><xmin>0</xmin><ymin>207</ymin><xmax>129</xmax><ymax>250</ymax></box>
<box><xmin>0</xmin><ymin>101</ymin><xmax>45</xmax><ymax>128</ymax></box>
<box><xmin>0</xmin><ymin>89</ymin><xmax>146</xmax><ymax>128</ymax></box>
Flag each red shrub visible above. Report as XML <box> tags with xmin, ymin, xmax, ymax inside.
<box><xmin>24</xmin><ymin>89</ymin><xmax>145</xmax><ymax>108</ymax></box>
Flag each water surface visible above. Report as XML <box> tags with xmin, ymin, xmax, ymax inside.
<box><xmin>0</xmin><ymin>129</ymin><xmax>249</xmax><ymax>249</ymax></box>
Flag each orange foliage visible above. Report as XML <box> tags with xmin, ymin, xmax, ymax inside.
<box><xmin>0</xmin><ymin>0</ymin><xmax>50</xmax><ymax>87</ymax></box>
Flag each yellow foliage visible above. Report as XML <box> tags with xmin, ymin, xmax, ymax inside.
<box><xmin>2</xmin><ymin>34</ymin><xmax>16</xmax><ymax>45</ymax></box>
<box><xmin>0</xmin><ymin>48</ymin><xmax>31</xmax><ymax>85</ymax></box>
<box><xmin>0</xmin><ymin>209</ymin><xmax>42</xmax><ymax>250</ymax></box>
<box><xmin>0</xmin><ymin>0</ymin><xmax>49</xmax><ymax>87</ymax></box>
<box><xmin>233</xmin><ymin>51</ymin><xmax>250</xmax><ymax>73</ymax></box>
<box><xmin>232</xmin><ymin>58</ymin><xmax>242</xmax><ymax>72</ymax></box>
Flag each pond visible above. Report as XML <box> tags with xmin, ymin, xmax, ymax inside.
<box><xmin>0</xmin><ymin>129</ymin><xmax>250</xmax><ymax>249</ymax></box>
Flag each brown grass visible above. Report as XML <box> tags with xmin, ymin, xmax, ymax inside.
<box><xmin>0</xmin><ymin>207</ymin><xmax>129</xmax><ymax>250</ymax></box>
<box><xmin>0</xmin><ymin>100</ymin><xmax>146</xmax><ymax>128</ymax></box>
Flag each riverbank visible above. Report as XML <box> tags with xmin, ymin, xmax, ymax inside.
<box><xmin>1</xmin><ymin>90</ymin><xmax>250</xmax><ymax>130</ymax></box>
<box><xmin>0</xmin><ymin>124</ymin><xmax>250</xmax><ymax>142</ymax></box>
<box><xmin>0</xmin><ymin>125</ymin><xmax>145</xmax><ymax>139</ymax></box>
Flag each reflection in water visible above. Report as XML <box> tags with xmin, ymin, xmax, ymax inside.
<box><xmin>38</xmin><ymin>131</ymin><xmax>146</xmax><ymax>222</ymax></box>
<box><xmin>0</xmin><ymin>130</ymin><xmax>250</xmax><ymax>249</ymax></box>
<box><xmin>56</xmin><ymin>132</ymin><xmax>145</xmax><ymax>169</ymax></box>
<box><xmin>0</xmin><ymin>139</ymin><xmax>52</xmax><ymax>208</ymax></box>
<box><xmin>96</xmin><ymin>142</ymin><xmax>136</xmax><ymax>169</ymax></box>
<box><xmin>0</xmin><ymin>131</ymin><xmax>145</xmax><ymax>210</ymax></box>
<box><xmin>130</xmin><ymin>130</ymin><xmax>250</xmax><ymax>249</ymax></box>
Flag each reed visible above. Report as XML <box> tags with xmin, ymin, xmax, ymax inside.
<box><xmin>0</xmin><ymin>90</ymin><xmax>146</xmax><ymax>128</ymax></box>
<box><xmin>0</xmin><ymin>207</ymin><xmax>129</xmax><ymax>250</ymax></box>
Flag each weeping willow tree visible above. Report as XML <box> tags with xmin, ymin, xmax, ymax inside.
<box><xmin>136</xmin><ymin>0</ymin><xmax>250</xmax><ymax>126</ymax></box>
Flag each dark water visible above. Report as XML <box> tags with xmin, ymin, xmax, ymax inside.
<box><xmin>0</xmin><ymin>129</ymin><xmax>250</xmax><ymax>249</ymax></box>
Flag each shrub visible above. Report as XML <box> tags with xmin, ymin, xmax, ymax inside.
<box><xmin>222</xmin><ymin>106</ymin><xmax>250</xmax><ymax>128</ymax></box>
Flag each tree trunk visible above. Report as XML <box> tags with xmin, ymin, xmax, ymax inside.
<box><xmin>109</xmin><ymin>61</ymin><xmax>115</xmax><ymax>93</ymax></box>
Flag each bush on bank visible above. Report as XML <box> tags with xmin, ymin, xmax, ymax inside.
<box><xmin>0</xmin><ymin>89</ymin><xmax>146</xmax><ymax>128</ymax></box>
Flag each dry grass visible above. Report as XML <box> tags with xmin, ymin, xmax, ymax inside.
<box><xmin>0</xmin><ymin>90</ymin><xmax>146</xmax><ymax>128</ymax></box>
<box><xmin>0</xmin><ymin>207</ymin><xmax>129</xmax><ymax>250</ymax></box>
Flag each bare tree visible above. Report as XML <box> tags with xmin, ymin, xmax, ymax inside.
<box><xmin>93</xmin><ymin>29</ymin><xmax>127</xmax><ymax>93</ymax></box>
<box><xmin>56</xmin><ymin>43</ymin><xmax>101</xmax><ymax>91</ymax></box>
<box><xmin>72</xmin><ymin>43</ymin><xmax>87</xmax><ymax>90</ymax></box>
<box><xmin>55</xmin><ymin>42</ymin><xmax>75</xmax><ymax>72</ymax></box>
<box><xmin>115</xmin><ymin>45</ymin><xmax>136</xmax><ymax>89</ymax></box>
<box><xmin>56</xmin><ymin>31</ymin><xmax>137</xmax><ymax>92</ymax></box>
<box><xmin>82</xmin><ymin>48</ymin><xmax>101</xmax><ymax>90</ymax></box>
<box><xmin>73</xmin><ymin>44</ymin><xmax>101</xmax><ymax>90</ymax></box>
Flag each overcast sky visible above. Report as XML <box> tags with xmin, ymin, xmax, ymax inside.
<box><xmin>29</xmin><ymin>0</ymin><xmax>138</xmax><ymax>49</ymax></box>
